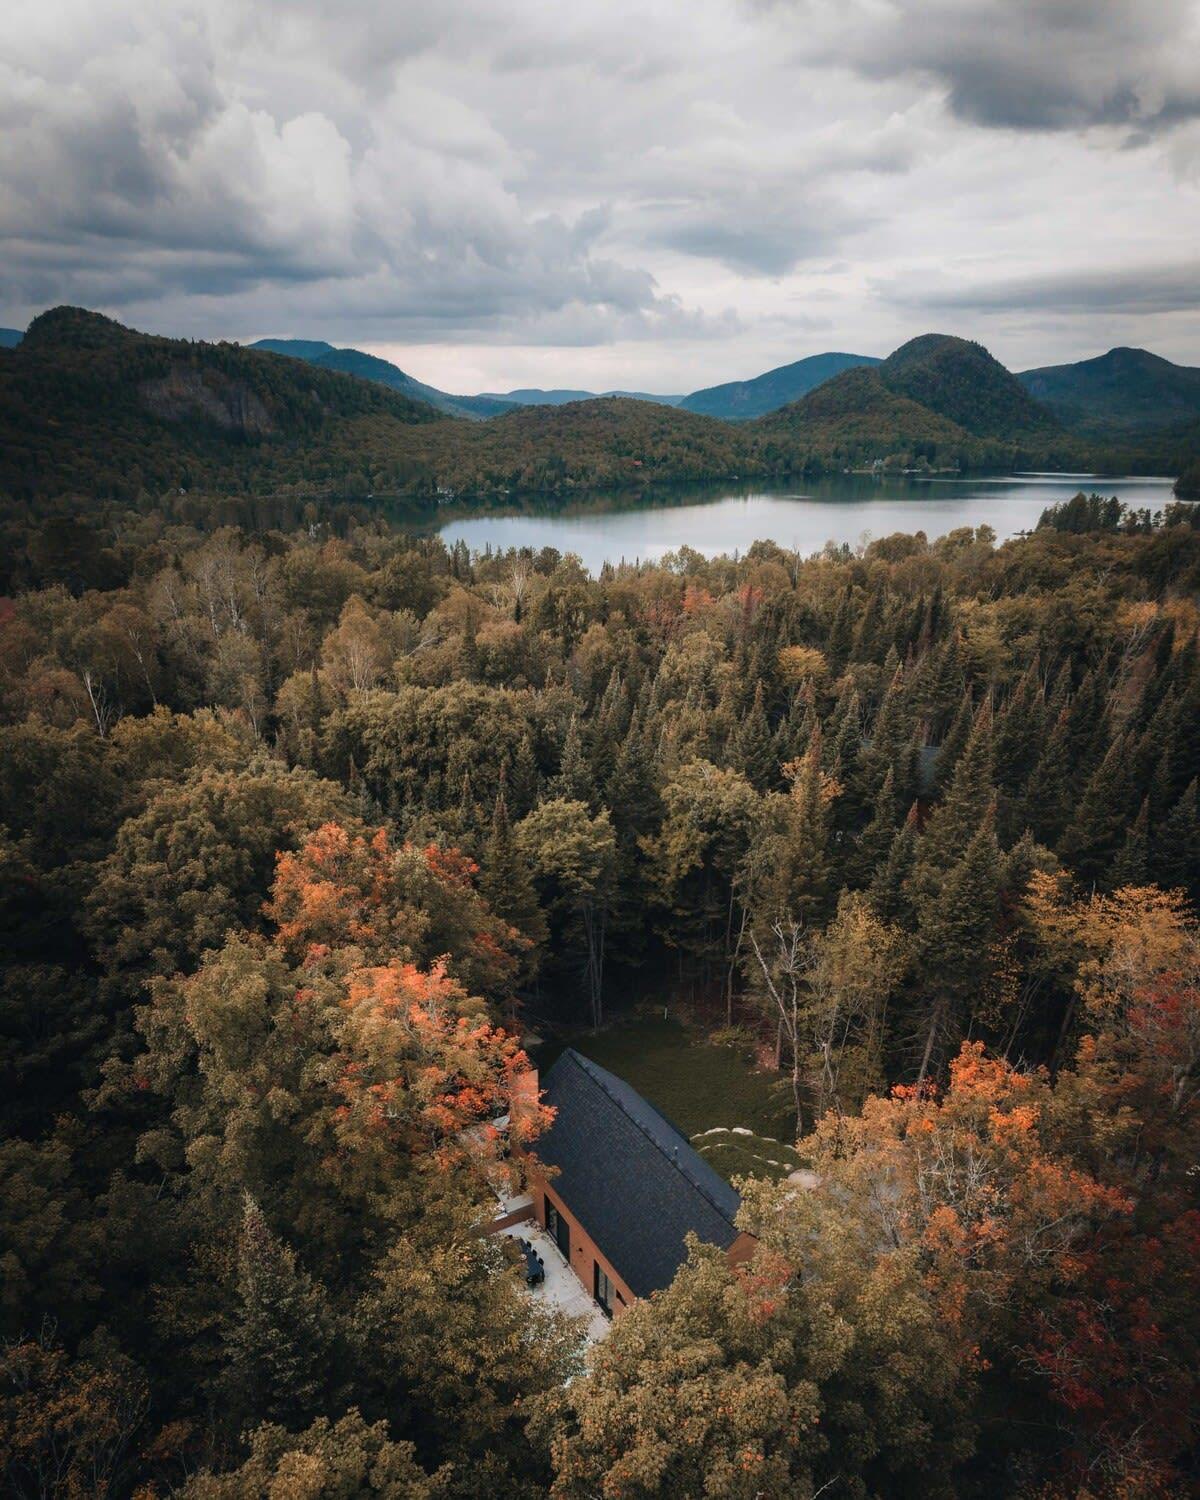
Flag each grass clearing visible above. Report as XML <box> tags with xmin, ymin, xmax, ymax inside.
<box><xmin>535</xmin><ymin>1014</ymin><xmax>802</xmax><ymax>1182</ymax></box>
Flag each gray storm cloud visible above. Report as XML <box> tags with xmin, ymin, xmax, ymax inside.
<box><xmin>0</xmin><ymin>0</ymin><xmax>1196</xmax><ymax>381</ymax></box>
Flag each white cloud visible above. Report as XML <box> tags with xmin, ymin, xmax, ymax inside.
<box><xmin>0</xmin><ymin>0</ymin><xmax>1196</xmax><ymax>386</ymax></box>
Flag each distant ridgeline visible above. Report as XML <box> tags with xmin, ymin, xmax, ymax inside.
<box><xmin>0</xmin><ymin>308</ymin><xmax>1195</xmax><ymax>504</ymax></box>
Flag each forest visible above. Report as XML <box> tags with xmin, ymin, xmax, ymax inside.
<box><xmin>5</xmin><ymin>310</ymin><xmax>1194</xmax><ymax>512</ymax></box>
<box><xmin>2</xmin><ymin>484</ymin><xmax>1199</xmax><ymax>1498</ymax></box>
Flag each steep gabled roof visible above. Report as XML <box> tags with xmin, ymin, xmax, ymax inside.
<box><xmin>536</xmin><ymin>1048</ymin><xmax>740</xmax><ymax>1298</ymax></box>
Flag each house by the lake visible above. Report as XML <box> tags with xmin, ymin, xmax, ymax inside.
<box><xmin>498</xmin><ymin>1048</ymin><xmax>755</xmax><ymax>1325</ymax></box>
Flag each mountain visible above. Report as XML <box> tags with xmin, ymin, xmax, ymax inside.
<box><xmin>878</xmin><ymin>334</ymin><xmax>1058</xmax><ymax>440</ymax></box>
<box><xmin>0</xmin><ymin>327</ymin><xmax>22</xmax><ymax>348</ymax></box>
<box><xmin>0</xmin><ymin>306</ymin><xmax>443</xmax><ymax>501</ymax></box>
<box><xmin>479</xmin><ymin>388</ymin><xmax>683</xmax><ymax>408</ymax></box>
<box><xmin>755</xmin><ymin>365</ymin><xmax>989</xmax><ymax>464</ymax></box>
<box><xmin>755</xmin><ymin>335</ymin><xmax>1083</xmax><ymax>470</ymax></box>
<box><xmin>3</xmin><ymin>307</ymin><xmax>1173</xmax><ymax>508</ymax></box>
<box><xmin>1018</xmin><ymin>347</ymin><xmax>1200</xmax><ymax>436</ymax></box>
<box><xmin>0</xmin><ymin>307</ymin><xmax>762</xmax><ymax>502</ymax></box>
<box><xmin>249</xmin><ymin>339</ymin><xmax>510</xmax><ymax>420</ymax></box>
<box><xmin>679</xmin><ymin>352</ymin><xmax>880</xmax><ymax>420</ymax></box>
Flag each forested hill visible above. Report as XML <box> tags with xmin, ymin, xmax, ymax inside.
<box><xmin>0</xmin><ymin>307</ymin><xmax>1191</xmax><ymax>504</ymax></box>
<box><xmin>878</xmin><ymin>333</ymin><xmax>1060</xmax><ymax>440</ymax></box>
<box><xmin>432</xmin><ymin>395</ymin><xmax>758</xmax><ymax>494</ymax></box>
<box><xmin>679</xmin><ymin>351</ymin><xmax>881</xmax><ymax>419</ymax></box>
<box><xmin>0</xmin><ymin>306</ymin><xmax>447</xmax><ymax>500</ymax></box>
<box><xmin>755</xmin><ymin>354</ymin><xmax>1088</xmax><ymax>472</ymax></box>
<box><xmin>1019</xmin><ymin>346</ymin><xmax>1200</xmax><ymax>435</ymax></box>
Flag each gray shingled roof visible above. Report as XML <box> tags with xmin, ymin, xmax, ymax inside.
<box><xmin>536</xmin><ymin>1048</ymin><xmax>740</xmax><ymax>1298</ymax></box>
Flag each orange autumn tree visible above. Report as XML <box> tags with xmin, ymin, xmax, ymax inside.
<box><xmin>266</xmin><ymin>819</ymin><xmax>528</xmax><ymax>999</ymax></box>
<box><xmin>131</xmin><ymin>820</ymin><xmax>548</xmax><ymax>1275</ymax></box>
<box><xmin>744</xmin><ymin>1042</ymin><xmax>1130</xmax><ymax>1353</ymax></box>
<box><xmin>124</xmin><ymin>818</ymin><xmax>576</xmax><ymax>1492</ymax></box>
<box><xmin>1019</xmin><ymin>877</ymin><xmax>1200</xmax><ymax>1493</ymax></box>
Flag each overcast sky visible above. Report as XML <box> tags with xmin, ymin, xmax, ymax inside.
<box><xmin>2</xmin><ymin>0</ymin><xmax>1198</xmax><ymax>392</ymax></box>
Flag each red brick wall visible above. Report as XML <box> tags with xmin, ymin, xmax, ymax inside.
<box><xmin>535</xmin><ymin>1176</ymin><xmax>637</xmax><ymax>1318</ymax></box>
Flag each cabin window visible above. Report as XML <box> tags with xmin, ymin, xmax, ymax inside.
<box><xmin>594</xmin><ymin>1263</ymin><xmax>614</xmax><ymax>1317</ymax></box>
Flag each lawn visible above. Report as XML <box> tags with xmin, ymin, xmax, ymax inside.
<box><xmin>534</xmin><ymin>1015</ymin><xmax>804</xmax><ymax>1182</ymax></box>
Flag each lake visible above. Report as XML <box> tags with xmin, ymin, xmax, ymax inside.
<box><xmin>437</xmin><ymin>472</ymin><xmax>1178</xmax><ymax>574</ymax></box>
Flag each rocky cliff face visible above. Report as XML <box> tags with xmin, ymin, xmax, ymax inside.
<box><xmin>140</xmin><ymin>365</ymin><xmax>275</xmax><ymax>435</ymax></box>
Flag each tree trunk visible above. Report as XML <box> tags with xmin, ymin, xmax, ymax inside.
<box><xmin>916</xmin><ymin>996</ymin><xmax>945</xmax><ymax>1087</ymax></box>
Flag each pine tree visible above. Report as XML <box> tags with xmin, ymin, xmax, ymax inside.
<box><xmin>1156</xmin><ymin>779</ymin><xmax>1198</xmax><ymax>894</ymax></box>
<box><xmin>827</xmin><ymin>585</ymin><xmax>855</xmax><ymax>667</ymax></box>
<box><xmin>894</xmin><ymin>728</ymin><xmax>926</xmax><ymax>813</ymax></box>
<box><xmin>914</xmin><ymin>808</ymin><xmax>1002</xmax><ymax>1083</ymax></box>
<box><xmin>591</xmin><ymin>670</ymin><xmax>629</xmax><ymax>786</ymax></box>
<box><xmin>550</xmin><ymin>715</ymin><xmax>592</xmax><ymax>805</ymax></box>
<box><xmin>789</xmin><ymin>726</ymin><xmax>831</xmax><ymax>922</ymax></box>
<box><xmin>1022</xmin><ymin>703</ymin><xmax>1072</xmax><ymax>845</ymax></box>
<box><xmin>1060</xmin><ymin>732</ymin><xmax>1136</xmax><ymax>883</ymax></box>
<box><xmin>736</xmin><ymin>681</ymin><xmax>776</xmax><ymax>788</ymax></box>
<box><xmin>1063</xmin><ymin>667</ymin><xmax>1109</xmax><ymax>783</ymax></box>
<box><xmin>917</xmin><ymin>629</ymin><xmax>964</xmax><ymax>736</ymax></box>
<box><xmin>870</xmin><ymin>804</ymin><xmax>918</xmax><ymax>925</ymax></box>
<box><xmin>480</xmin><ymin>788</ymin><xmax>547</xmax><ymax>951</ymax></box>
<box><xmin>1148</xmin><ymin>748</ymin><xmax>1174</xmax><ymax>825</ymax></box>
<box><xmin>603</xmin><ymin>713</ymin><xmax>662</xmax><ymax>965</ymax></box>
<box><xmin>1110</xmin><ymin>796</ymin><xmax>1149</xmax><ymax>888</ymax></box>
<box><xmin>509</xmin><ymin>732</ymin><xmax>540</xmax><ymax>815</ymax></box>
<box><xmin>850</xmin><ymin>589</ymin><xmax>885</xmax><ymax>662</ymax></box>
<box><xmin>933</xmin><ymin>688</ymin><xmax>974</xmax><ymax>795</ymax></box>
<box><xmin>857</xmin><ymin>662</ymin><xmax>908</xmax><ymax>801</ymax></box>
<box><xmin>224</xmin><ymin>1197</ymin><xmax>336</xmax><ymax>1432</ymax></box>
<box><xmin>854</xmin><ymin>765</ymin><xmax>899</xmax><ymax>886</ymax></box>
<box><xmin>920</xmin><ymin>697</ymin><xmax>995</xmax><ymax>875</ymax></box>
<box><xmin>826</xmin><ymin>685</ymin><xmax>862</xmax><ymax>776</ymax></box>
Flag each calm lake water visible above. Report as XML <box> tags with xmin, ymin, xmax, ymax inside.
<box><xmin>437</xmin><ymin>472</ymin><xmax>1178</xmax><ymax>574</ymax></box>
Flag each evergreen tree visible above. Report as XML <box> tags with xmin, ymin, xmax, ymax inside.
<box><xmin>914</xmin><ymin>808</ymin><xmax>1002</xmax><ymax>1083</ymax></box>
<box><xmin>735</xmin><ymin>681</ymin><xmax>776</xmax><ymax>788</ymax></box>
<box><xmin>854</xmin><ymin>764</ymin><xmax>899</xmax><ymax>886</ymax></box>
<box><xmin>480</xmin><ymin>787</ymin><xmax>548</xmax><ymax>954</ymax></box>
<box><xmin>223</xmin><ymin>1197</ymin><xmax>337</xmax><ymax>1433</ymax></box>
<box><xmin>919</xmin><ymin>697</ymin><xmax>995</xmax><ymax>877</ymax></box>
<box><xmin>549</xmin><ymin>714</ymin><xmax>592</xmax><ymax>805</ymax></box>
<box><xmin>826</xmin><ymin>585</ymin><xmax>855</xmax><ymax>667</ymax></box>
<box><xmin>591</xmin><ymin>669</ymin><xmax>629</xmax><ymax>786</ymax></box>
<box><xmin>850</xmin><ymin>588</ymin><xmax>885</xmax><ymax>661</ymax></box>
<box><xmin>856</xmin><ymin>661</ymin><xmax>907</xmax><ymax>802</ymax></box>
<box><xmin>1022</xmin><ymin>703</ymin><xmax>1072</xmax><ymax>845</ymax></box>
<box><xmin>788</xmin><ymin>726</ymin><xmax>831</xmax><ymax>923</ymax></box>
<box><xmin>933</xmin><ymin>687</ymin><xmax>974</xmax><ymax>795</ymax></box>
<box><xmin>1156</xmin><ymin>778</ymin><xmax>1199</xmax><ymax>894</ymax></box>
<box><xmin>826</xmin><ymin>684</ymin><xmax>862</xmax><ymax>779</ymax></box>
<box><xmin>993</xmin><ymin>665</ymin><xmax>1045</xmax><ymax>843</ymax></box>
<box><xmin>509</xmin><ymin>732</ymin><xmax>541</xmax><ymax>815</ymax></box>
<box><xmin>1110</xmin><ymin>796</ymin><xmax>1150</xmax><ymax>888</ymax></box>
<box><xmin>1060</xmin><ymin>731</ymin><xmax>1136</xmax><ymax>883</ymax></box>
<box><xmin>916</xmin><ymin>628</ymin><xmax>964</xmax><ymax>736</ymax></box>
<box><xmin>1063</xmin><ymin>666</ymin><xmax>1109</xmax><ymax>783</ymax></box>
<box><xmin>870</xmin><ymin>804</ymin><xmax>919</xmax><ymax>925</ymax></box>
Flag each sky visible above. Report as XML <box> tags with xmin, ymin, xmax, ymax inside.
<box><xmin>2</xmin><ymin>0</ymin><xmax>1199</xmax><ymax>394</ymax></box>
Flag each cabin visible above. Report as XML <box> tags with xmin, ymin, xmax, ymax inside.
<box><xmin>518</xmin><ymin>1048</ymin><xmax>755</xmax><ymax>1320</ymax></box>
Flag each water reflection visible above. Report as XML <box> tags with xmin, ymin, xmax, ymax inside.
<box><xmin>430</xmin><ymin>472</ymin><xmax>1177</xmax><ymax>573</ymax></box>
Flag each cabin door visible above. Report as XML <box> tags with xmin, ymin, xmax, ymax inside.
<box><xmin>547</xmin><ymin>1202</ymin><xmax>571</xmax><ymax>1260</ymax></box>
